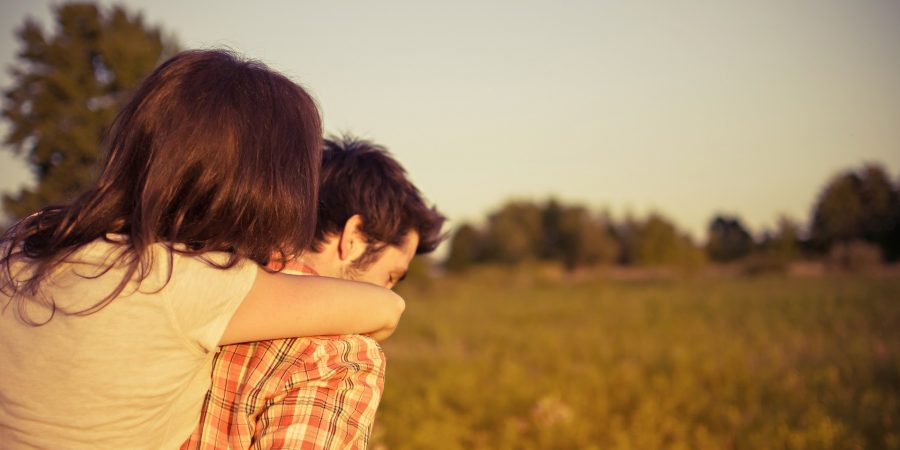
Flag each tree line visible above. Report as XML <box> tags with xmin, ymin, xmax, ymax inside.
<box><xmin>445</xmin><ymin>164</ymin><xmax>900</xmax><ymax>272</ymax></box>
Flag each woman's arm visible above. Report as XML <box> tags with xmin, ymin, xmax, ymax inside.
<box><xmin>218</xmin><ymin>266</ymin><xmax>405</xmax><ymax>345</ymax></box>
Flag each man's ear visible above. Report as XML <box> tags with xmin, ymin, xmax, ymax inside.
<box><xmin>337</xmin><ymin>214</ymin><xmax>367</xmax><ymax>263</ymax></box>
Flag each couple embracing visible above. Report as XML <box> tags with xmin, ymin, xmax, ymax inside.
<box><xmin>0</xmin><ymin>49</ymin><xmax>444</xmax><ymax>449</ymax></box>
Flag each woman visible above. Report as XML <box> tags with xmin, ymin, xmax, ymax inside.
<box><xmin>0</xmin><ymin>49</ymin><xmax>404</xmax><ymax>449</ymax></box>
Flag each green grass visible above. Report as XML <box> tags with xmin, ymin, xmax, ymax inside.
<box><xmin>373</xmin><ymin>271</ymin><xmax>900</xmax><ymax>450</ymax></box>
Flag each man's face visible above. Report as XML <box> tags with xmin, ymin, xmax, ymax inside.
<box><xmin>343</xmin><ymin>230</ymin><xmax>419</xmax><ymax>289</ymax></box>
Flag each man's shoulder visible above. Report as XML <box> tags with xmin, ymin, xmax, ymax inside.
<box><xmin>306</xmin><ymin>334</ymin><xmax>382</xmax><ymax>349</ymax></box>
<box><xmin>216</xmin><ymin>335</ymin><xmax>384</xmax><ymax>382</ymax></box>
<box><xmin>218</xmin><ymin>334</ymin><xmax>381</xmax><ymax>355</ymax></box>
<box><xmin>304</xmin><ymin>335</ymin><xmax>386</xmax><ymax>371</ymax></box>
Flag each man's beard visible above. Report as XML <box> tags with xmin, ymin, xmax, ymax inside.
<box><xmin>340</xmin><ymin>264</ymin><xmax>364</xmax><ymax>282</ymax></box>
<box><xmin>340</xmin><ymin>247</ymin><xmax>384</xmax><ymax>281</ymax></box>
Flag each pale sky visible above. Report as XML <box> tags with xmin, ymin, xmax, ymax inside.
<box><xmin>1</xmin><ymin>0</ymin><xmax>899</xmax><ymax>240</ymax></box>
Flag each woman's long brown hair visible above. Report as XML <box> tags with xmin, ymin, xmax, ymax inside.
<box><xmin>1</xmin><ymin>49</ymin><xmax>322</xmax><ymax>324</ymax></box>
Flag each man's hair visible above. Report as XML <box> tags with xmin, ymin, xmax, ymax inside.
<box><xmin>312</xmin><ymin>136</ymin><xmax>446</xmax><ymax>267</ymax></box>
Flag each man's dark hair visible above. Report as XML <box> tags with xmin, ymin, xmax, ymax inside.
<box><xmin>312</xmin><ymin>136</ymin><xmax>446</xmax><ymax>267</ymax></box>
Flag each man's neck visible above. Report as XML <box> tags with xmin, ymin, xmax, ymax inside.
<box><xmin>282</xmin><ymin>260</ymin><xmax>319</xmax><ymax>276</ymax></box>
<box><xmin>293</xmin><ymin>250</ymin><xmax>338</xmax><ymax>278</ymax></box>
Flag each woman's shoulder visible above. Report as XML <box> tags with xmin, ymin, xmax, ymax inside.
<box><xmin>71</xmin><ymin>235</ymin><xmax>252</xmax><ymax>271</ymax></box>
<box><xmin>54</xmin><ymin>236</ymin><xmax>258</xmax><ymax>297</ymax></box>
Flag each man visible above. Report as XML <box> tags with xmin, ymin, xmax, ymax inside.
<box><xmin>182</xmin><ymin>136</ymin><xmax>446</xmax><ymax>449</ymax></box>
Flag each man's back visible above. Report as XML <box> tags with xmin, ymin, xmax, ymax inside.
<box><xmin>182</xmin><ymin>335</ymin><xmax>385</xmax><ymax>450</ymax></box>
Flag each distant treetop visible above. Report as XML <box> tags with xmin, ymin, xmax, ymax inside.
<box><xmin>2</xmin><ymin>2</ymin><xmax>178</xmax><ymax>219</ymax></box>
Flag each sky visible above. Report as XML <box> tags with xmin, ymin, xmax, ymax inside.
<box><xmin>1</xmin><ymin>0</ymin><xmax>899</xmax><ymax>241</ymax></box>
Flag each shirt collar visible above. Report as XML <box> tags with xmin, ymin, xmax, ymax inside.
<box><xmin>266</xmin><ymin>258</ymin><xmax>319</xmax><ymax>276</ymax></box>
<box><xmin>282</xmin><ymin>260</ymin><xmax>319</xmax><ymax>276</ymax></box>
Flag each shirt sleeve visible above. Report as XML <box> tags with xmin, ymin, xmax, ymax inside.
<box><xmin>252</xmin><ymin>335</ymin><xmax>386</xmax><ymax>450</ymax></box>
<box><xmin>166</xmin><ymin>251</ymin><xmax>259</xmax><ymax>352</ymax></box>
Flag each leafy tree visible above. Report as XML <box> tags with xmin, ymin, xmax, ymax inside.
<box><xmin>481</xmin><ymin>201</ymin><xmax>543</xmax><ymax>264</ymax></box>
<box><xmin>2</xmin><ymin>2</ymin><xmax>178</xmax><ymax>219</ymax></box>
<box><xmin>539</xmin><ymin>199</ymin><xmax>565</xmax><ymax>260</ymax></box>
<box><xmin>445</xmin><ymin>223</ymin><xmax>482</xmax><ymax>272</ymax></box>
<box><xmin>746</xmin><ymin>216</ymin><xmax>803</xmax><ymax>275</ymax></box>
<box><xmin>811</xmin><ymin>172</ymin><xmax>865</xmax><ymax>247</ymax></box>
<box><xmin>620</xmin><ymin>213</ymin><xmax>705</xmax><ymax>268</ymax></box>
<box><xmin>767</xmin><ymin>216</ymin><xmax>802</xmax><ymax>260</ymax></box>
<box><xmin>554</xmin><ymin>205</ymin><xmax>618</xmax><ymax>270</ymax></box>
<box><xmin>810</xmin><ymin>164</ymin><xmax>899</xmax><ymax>260</ymax></box>
<box><xmin>449</xmin><ymin>199</ymin><xmax>620</xmax><ymax>271</ymax></box>
<box><xmin>858</xmin><ymin>166</ymin><xmax>900</xmax><ymax>260</ymax></box>
<box><xmin>706</xmin><ymin>215</ymin><xmax>754</xmax><ymax>262</ymax></box>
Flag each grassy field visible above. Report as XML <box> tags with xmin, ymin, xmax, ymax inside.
<box><xmin>372</xmin><ymin>269</ymin><xmax>900</xmax><ymax>450</ymax></box>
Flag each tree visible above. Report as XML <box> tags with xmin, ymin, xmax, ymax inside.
<box><xmin>554</xmin><ymin>205</ymin><xmax>618</xmax><ymax>270</ymax></box>
<box><xmin>810</xmin><ymin>172</ymin><xmax>865</xmax><ymax>248</ymax></box>
<box><xmin>706</xmin><ymin>215</ymin><xmax>754</xmax><ymax>262</ymax></box>
<box><xmin>481</xmin><ymin>201</ymin><xmax>543</xmax><ymax>264</ymax></box>
<box><xmin>767</xmin><ymin>216</ymin><xmax>802</xmax><ymax>260</ymax></box>
<box><xmin>810</xmin><ymin>164</ymin><xmax>899</xmax><ymax>260</ymax></box>
<box><xmin>620</xmin><ymin>213</ymin><xmax>705</xmax><ymax>268</ymax></box>
<box><xmin>539</xmin><ymin>199</ymin><xmax>565</xmax><ymax>260</ymax></box>
<box><xmin>445</xmin><ymin>223</ymin><xmax>482</xmax><ymax>272</ymax></box>
<box><xmin>2</xmin><ymin>2</ymin><xmax>178</xmax><ymax>219</ymax></box>
<box><xmin>858</xmin><ymin>166</ymin><xmax>900</xmax><ymax>260</ymax></box>
<box><xmin>449</xmin><ymin>199</ymin><xmax>621</xmax><ymax>271</ymax></box>
<box><xmin>744</xmin><ymin>216</ymin><xmax>803</xmax><ymax>275</ymax></box>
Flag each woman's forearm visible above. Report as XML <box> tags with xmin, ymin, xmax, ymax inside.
<box><xmin>219</xmin><ymin>266</ymin><xmax>405</xmax><ymax>345</ymax></box>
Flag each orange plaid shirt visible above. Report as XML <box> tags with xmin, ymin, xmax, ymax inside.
<box><xmin>181</xmin><ymin>263</ymin><xmax>386</xmax><ymax>450</ymax></box>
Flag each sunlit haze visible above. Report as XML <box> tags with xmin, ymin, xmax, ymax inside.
<box><xmin>2</xmin><ymin>0</ymin><xmax>899</xmax><ymax>241</ymax></box>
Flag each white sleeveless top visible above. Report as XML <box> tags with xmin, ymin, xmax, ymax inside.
<box><xmin>0</xmin><ymin>239</ymin><xmax>258</xmax><ymax>449</ymax></box>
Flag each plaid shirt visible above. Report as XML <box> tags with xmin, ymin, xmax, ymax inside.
<box><xmin>181</xmin><ymin>263</ymin><xmax>386</xmax><ymax>450</ymax></box>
